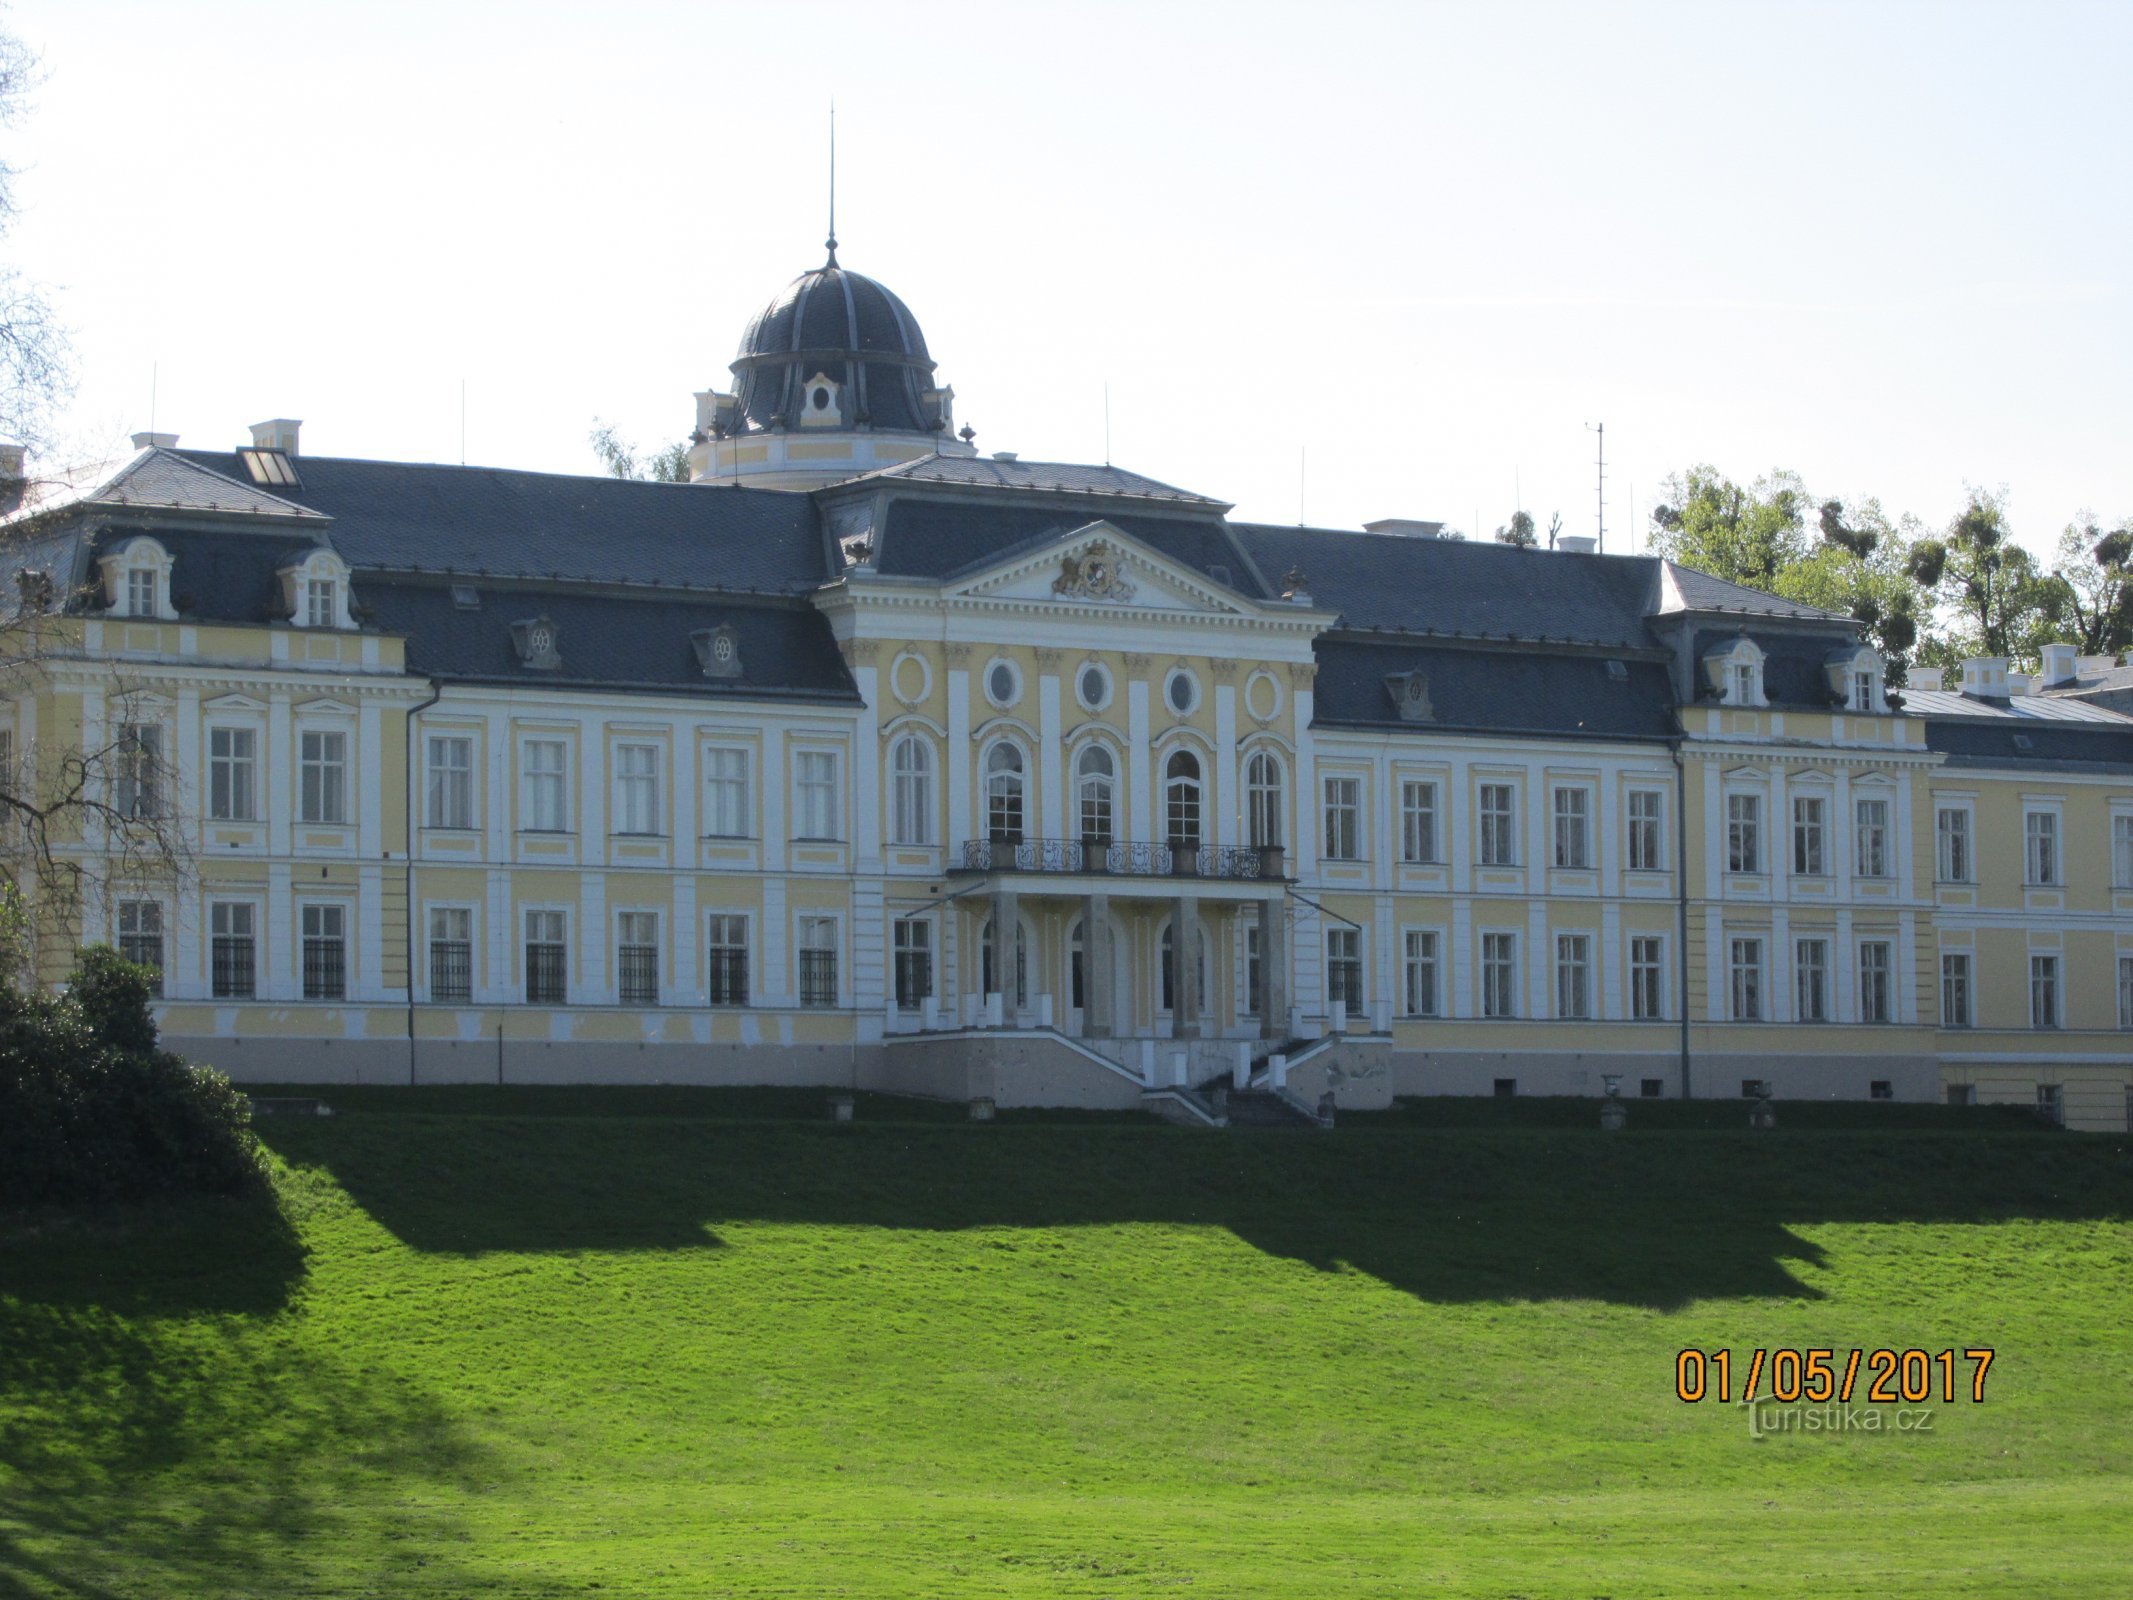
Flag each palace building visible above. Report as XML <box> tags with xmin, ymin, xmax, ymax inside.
<box><xmin>3</xmin><ymin>243</ymin><xmax>2130</xmax><ymax>1129</ymax></box>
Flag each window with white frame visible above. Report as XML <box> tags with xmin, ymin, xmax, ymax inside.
<box><xmin>1402</xmin><ymin>929</ymin><xmax>1440</xmax><ymax>1017</ymax></box>
<box><xmin>210</xmin><ymin>901</ymin><xmax>256</xmax><ymax>999</ymax></box>
<box><xmin>1246</xmin><ymin>751</ymin><xmax>1284</xmax><ymax>850</ymax></box>
<box><xmin>1400</xmin><ymin>780</ymin><xmax>1438</xmax><ymax>864</ymax></box>
<box><xmin>1858</xmin><ymin>940</ymin><xmax>1893</xmax><ymax>1023</ymax></box>
<box><xmin>2113</xmin><ymin>815</ymin><xmax>2133</xmax><ymax>888</ymax></box>
<box><xmin>1630</xmin><ymin>935</ymin><xmax>1664</xmax><ymax>1020</ymax></box>
<box><xmin>301</xmin><ymin>903</ymin><xmax>347</xmax><ymax>1001</ymax></box>
<box><xmin>1792</xmin><ymin>795</ymin><xmax>1826</xmax><ymax>876</ymax></box>
<box><xmin>1478</xmin><ymin>783</ymin><xmax>1517</xmax><ymax>866</ymax></box>
<box><xmin>1937</xmin><ymin>806</ymin><xmax>1972</xmax><ymax>883</ymax></box>
<box><xmin>2029</xmin><ymin>953</ymin><xmax>2059</xmax><ymax>1029</ymax></box>
<box><xmin>1555</xmin><ymin>933</ymin><xmax>1592</xmax><ymax>1019</ymax></box>
<box><xmin>1481</xmin><ymin>931</ymin><xmax>1517</xmax><ymax>1018</ymax></box>
<box><xmin>209</xmin><ymin>727</ymin><xmax>258</xmax><ymax>822</ymax></box>
<box><xmin>1941</xmin><ymin>951</ymin><xmax>1972</xmax><ymax>1029</ymax></box>
<box><xmin>1855</xmin><ymin>797</ymin><xmax>1890</xmax><ymax>879</ymax></box>
<box><xmin>798</xmin><ymin>916</ymin><xmax>838</xmax><ymax>1007</ymax></box>
<box><xmin>2024</xmin><ymin>810</ymin><xmax>2059</xmax><ymax>886</ymax></box>
<box><xmin>115</xmin><ymin>722</ymin><xmax>162</xmax><ymax>820</ymax></box>
<box><xmin>521</xmin><ymin>738</ymin><xmax>569</xmax><ymax>832</ymax></box>
<box><xmin>127</xmin><ymin>566</ymin><xmax>159</xmax><ymax>619</ymax></box>
<box><xmin>890</xmin><ymin>735</ymin><xmax>933</xmax><ymax>846</ymax></box>
<box><xmin>1795</xmin><ymin>937</ymin><xmax>1829</xmax><ymax>1022</ymax></box>
<box><xmin>1729</xmin><ymin>936</ymin><xmax>1764</xmax><ymax>1021</ymax></box>
<box><xmin>1552</xmin><ymin>788</ymin><xmax>1591</xmax><ymax>870</ymax></box>
<box><xmin>1727</xmin><ymin>793</ymin><xmax>1762</xmax><ymax>875</ymax></box>
<box><xmin>429</xmin><ymin>906</ymin><xmax>472</xmax><ymax>1002</ymax></box>
<box><xmin>2118</xmin><ymin>955</ymin><xmax>2133</xmax><ymax>1031</ymax></box>
<box><xmin>524</xmin><ymin>910</ymin><xmax>567</xmax><ymax>1003</ymax></box>
<box><xmin>117</xmin><ymin>900</ymin><xmax>163</xmax><ymax>994</ymax></box>
<box><xmin>613</xmin><ymin>742</ymin><xmax>661</xmax><ymax>836</ymax></box>
<box><xmin>703</xmin><ymin>746</ymin><xmax>750</xmax><ymax>838</ymax></box>
<box><xmin>706</xmin><ymin>913</ymin><xmax>748</xmax><ymax>1006</ymax></box>
<box><xmin>893</xmin><ymin>918</ymin><xmax>933</xmax><ymax>1008</ymax></box>
<box><xmin>1732</xmin><ymin>661</ymin><xmax>1759</xmax><ymax>705</ymax></box>
<box><xmin>795</xmin><ymin>750</ymin><xmax>838</xmax><ymax>840</ymax></box>
<box><xmin>1077</xmin><ymin>745</ymin><xmax>1115</xmax><ymax>846</ymax></box>
<box><xmin>617</xmin><ymin>911</ymin><xmax>660</xmax><ymax>1005</ymax></box>
<box><xmin>427</xmin><ymin>735</ymin><xmax>474</xmax><ymax>829</ymax></box>
<box><xmin>1850</xmin><ymin>669</ymin><xmax>1877</xmax><ymax>712</ymax></box>
<box><xmin>304</xmin><ymin>577</ymin><xmax>338</xmax><ymax>630</ymax></box>
<box><xmin>986</xmin><ymin>743</ymin><xmax>1026</xmax><ymax>844</ymax></box>
<box><xmin>1627</xmin><ymin>790</ymin><xmax>1663</xmax><ymax>872</ymax></box>
<box><xmin>1322</xmin><ymin>774</ymin><xmax>1363</xmax><ymax>861</ymax></box>
<box><xmin>1326</xmin><ymin>928</ymin><xmax>1363</xmax><ymax>1012</ymax></box>
<box><xmin>299</xmin><ymin>729</ymin><xmax>348</xmax><ymax>824</ymax></box>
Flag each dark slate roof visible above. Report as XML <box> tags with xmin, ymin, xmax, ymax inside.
<box><xmin>856</xmin><ymin>455</ymin><xmax>1227</xmax><ymax>507</ymax></box>
<box><xmin>1923</xmin><ymin>713</ymin><xmax>2133</xmax><ymax>771</ymax></box>
<box><xmin>1231</xmin><ymin>525</ymin><xmax>1661</xmax><ymax>648</ymax></box>
<box><xmin>92</xmin><ymin>526</ymin><xmax>323</xmax><ymax>625</ymax></box>
<box><xmin>361</xmin><ymin>580</ymin><xmax>859</xmax><ymax>702</ymax></box>
<box><xmin>0</xmin><ymin>447</ymin><xmax>326</xmax><ymax>529</ymax></box>
<box><xmin>730</xmin><ymin>261</ymin><xmax>941</xmax><ymax>436</ymax></box>
<box><xmin>175</xmin><ymin>452</ymin><xmax>829</xmax><ymax>593</ymax></box>
<box><xmin>872</xmin><ymin>498</ymin><xmax>1273</xmax><ymax>597</ymax></box>
<box><xmin>1659</xmin><ymin>561</ymin><xmax>1840</xmax><ymax>620</ymax></box>
<box><xmin>1687</xmin><ymin>627</ymin><xmax>1855</xmax><ymax>712</ymax></box>
<box><xmin>1312</xmin><ymin>638</ymin><xmax>1679</xmax><ymax>741</ymax></box>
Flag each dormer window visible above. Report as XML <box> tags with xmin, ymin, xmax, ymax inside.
<box><xmin>1732</xmin><ymin>663</ymin><xmax>1758</xmax><ymax>704</ymax></box>
<box><xmin>797</xmin><ymin>371</ymin><xmax>844</xmax><ymax>429</ymax></box>
<box><xmin>1851</xmin><ymin>670</ymin><xmax>1874</xmax><ymax>711</ymax></box>
<box><xmin>127</xmin><ymin>568</ymin><xmax>158</xmax><ymax>618</ymax></box>
<box><xmin>305</xmin><ymin>578</ymin><xmax>337</xmax><ymax>629</ymax></box>
<box><xmin>100</xmin><ymin>536</ymin><xmax>175</xmax><ymax>621</ymax></box>
<box><xmin>279</xmin><ymin>550</ymin><xmax>352</xmax><ymax>630</ymax></box>
<box><xmin>1704</xmin><ymin>638</ymin><xmax>1767</xmax><ymax>708</ymax></box>
<box><xmin>1824</xmin><ymin>645</ymin><xmax>1885</xmax><ymax>713</ymax></box>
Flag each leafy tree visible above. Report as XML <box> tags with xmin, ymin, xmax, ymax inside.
<box><xmin>1647</xmin><ymin>467</ymin><xmax>1811</xmax><ymax>590</ymax></box>
<box><xmin>589</xmin><ymin>421</ymin><xmax>691</xmax><ymax>484</ymax></box>
<box><xmin>1493</xmin><ymin>510</ymin><xmax>1537</xmax><ymax>548</ymax></box>
<box><xmin>1906</xmin><ymin>490</ymin><xmax>2058</xmax><ymax>664</ymax></box>
<box><xmin>1772</xmin><ymin>497</ymin><xmax>1932</xmax><ymax>683</ymax></box>
<box><xmin>2041</xmin><ymin>516</ymin><xmax>2133</xmax><ymax>660</ymax></box>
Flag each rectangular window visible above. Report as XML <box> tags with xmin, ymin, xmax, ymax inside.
<box><xmin>1870</xmin><ymin>1079</ymin><xmax>1893</xmax><ymax>1100</ymax></box>
<box><xmin>1478</xmin><ymin>783</ymin><xmax>1517</xmax><ymax>866</ymax></box>
<box><xmin>1795</xmin><ymin>937</ymin><xmax>1829</xmax><ymax>1023</ymax></box>
<box><xmin>706</xmin><ymin>914</ymin><xmax>749</xmax><ymax>1007</ymax></box>
<box><xmin>209</xmin><ymin>727</ymin><xmax>257</xmax><ymax>822</ymax></box>
<box><xmin>301</xmin><ymin>903</ymin><xmax>347</xmax><ymax>1001</ymax></box>
<box><xmin>617</xmin><ymin>911</ymin><xmax>660</xmax><ymax>1005</ymax></box>
<box><xmin>795</xmin><ymin>751</ymin><xmax>838</xmax><ymax>840</ymax></box>
<box><xmin>1399</xmin><ymin>780</ymin><xmax>1438</xmax><ymax>863</ymax></box>
<box><xmin>299</xmin><ymin>729</ymin><xmax>348</xmax><ymax>824</ymax></box>
<box><xmin>1640</xmin><ymin>1077</ymin><xmax>1664</xmax><ymax>1098</ymax></box>
<box><xmin>525</xmin><ymin>909</ymin><xmax>567</xmax><ymax>1004</ymax></box>
<box><xmin>1326</xmin><ymin>928</ymin><xmax>1363</xmax><ymax>1012</ymax></box>
<box><xmin>1626</xmin><ymin>790</ymin><xmax>1663</xmax><ymax>872</ymax></box>
<box><xmin>1941</xmin><ymin>951</ymin><xmax>1972</xmax><ymax>1029</ymax></box>
<box><xmin>1792</xmin><ymin>795</ymin><xmax>1826</xmax><ymax>876</ymax></box>
<box><xmin>798</xmin><ymin>916</ymin><xmax>838</xmax><ymax>1007</ymax></box>
<box><xmin>1401</xmin><ymin>929</ymin><xmax>1440</xmax><ymax>1018</ymax></box>
<box><xmin>522</xmin><ymin>739</ymin><xmax>569</xmax><ymax>832</ymax></box>
<box><xmin>127</xmin><ymin>566</ymin><xmax>158</xmax><ymax>617</ymax></box>
<box><xmin>1552</xmin><ymin>788</ymin><xmax>1591</xmax><ymax>870</ymax></box>
<box><xmin>1493</xmin><ymin>1077</ymin><xmax>1517</xmax><ymax>1099</ymax></box>
<box><xmin>1554</xmin><ymin>933</ymin><xmax>1591</xmax><ymax>1019</ymax></box>
<box><xmin>117</xmin><ymin>900</ymin><xmax>164</xmax><ymax>995</ymax></box>
<box><xmin>613</xmin><ymin>742</ymin><xmax>661</xmax><ymax>836</ymax></box>
<box><xmin>1732</xmin><ymin>662</ymin><xmax>1757</xmax><ymax>705</ymax></box>
<box><xmin>1729</xmin><ymin>936</ymin><xmax>1763</xmax><ymax>1021</ymax></box>
<box><xmin>1726</xmin><ymin>794</ymin><xmax>1761</xmax><ymax>875</ymax></box>
<box><xmin>1630</xmin><ymin>935</ymin><xmax>1663</xmax><ymax>1020</ymax></box>
<box><xmin>1937</xmin><ymin>806</ymin><xmax>1972</xmax><ymax>883</ymax></box>
<box><xmin>1855</xmin><ymin>797</ymin><xmax>1890</xmax><ymax>879</ymax></box>
<box><xmin>704</xmin><ymin>747</ymin><xmax>750</xmax><ymax>838</ymax></box>
<box><xmin>1858</xmin><ymin>940</ymin><xmax>1893</xmax><ymax>1024</ymax></box>
<box><xmin>2119</xmin><ymin>956</ymin><xmax>2133</xmax><ymax>1031</ymax></box>
<box><xmin>1851</xmin><ymin>670</ymin><xmax>1876</xmax><ymax>712</ymax></box>
<box><xmin>304</xmin><ymin>578</ymin><xmax>336</xmax><ymax>628</ymax></box>
<box><xmin>114</xmin><ymin>723</ymin><xmax>162</xmax><ymax>820</ymax></box>
<box><xmin>429</xmin><ymin>907</ymin><xmax>472</xmax><ymax>1002</ymax></box>
<box><xmin>2025</xmin><ymin>811</ymin><xmax>2059</xmax><ymax>886</ymax></box>
<box><xmin>2114</xmin><ymin>815</ymin><xmax>2133</xmax><ymax>889</ymax></box>
<box><xmin>1243</xmin><ymin>923</ymin><xmax>1261</xmax><ymax>1018</ymax></box>
<box><xmin>893</xmin><ymin>919</ymin><xmax>933</xmax><ymax>1008</ymax></box>
<box><xmin>427</xmin><ymin>735</ymin><xmax>474</xmax><ymax>829</ymax></box>
<box><xmin>210</xmin><ymin>902</ymin><xmax>256</xmax><ymax>999</ymax></box>
<box><xmin>2036</xmin><ymin>1083</ymin><xmax>2064</xmax><ymax>1127</ymax></box>
<box><xmin>1481</xmin><ymin>931</ymin><xmax>1517</xmax><ymax>1019</ymax></box>
<box><xmin>1323</xmin><ymin>776</ymin><xmax>1362</xmax><ymax>861</ymax></box>
<box><xmin>2029</xmin><ymin>953</ymin><xmax>2059</xmax><ymax>1029</ymax></box>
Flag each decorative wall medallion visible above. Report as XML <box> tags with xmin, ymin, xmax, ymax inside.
<box><xmin>1384</xmin><ymin>669</ymin><xmax>1434</xmax><ymax>722</ymax></box>
<box><xmin>1053</xmin><ymin>542</ymin><xmax>1137</xmax><ymax>602</ymax></box>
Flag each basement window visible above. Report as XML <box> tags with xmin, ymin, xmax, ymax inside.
<box><xmin>239</xmin><ymin>448</ymin><xmax>301</xmax><ymax>488</ymax></box>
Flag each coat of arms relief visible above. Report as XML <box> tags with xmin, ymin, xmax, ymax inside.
<box><xmin>1052</xmin><ymin>542</ymin><xmax>1137</xmax><ymax>602</ymax></box>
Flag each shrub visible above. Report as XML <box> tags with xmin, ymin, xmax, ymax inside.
<box><xmin>0</xmin><ymin>946</ymin><xmax>264</xmax><ymax>1208</ymax></box>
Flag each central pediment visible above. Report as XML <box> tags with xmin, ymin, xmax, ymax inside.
<box><xmin>947</xmin><ymin>521</ymin><xmax>1248</xmax><ymax>616</ymax></box>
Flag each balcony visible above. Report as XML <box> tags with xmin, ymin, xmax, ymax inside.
<box><xmin>956</xmin><ymin>838</ymin><xmax>1286</xmax><ymax>882</ymax></box>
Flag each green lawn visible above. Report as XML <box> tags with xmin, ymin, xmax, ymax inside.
<box><xmin>3</xmin><ymin>1091</ymin><xmax>2129</xmax><ymax>1597</ymax></box>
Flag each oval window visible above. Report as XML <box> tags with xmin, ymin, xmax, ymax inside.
<box><xmin>1167</xmin><ymin>670</ymin><xmax>1196</xmax><ymax>714</ymax></box>
<box><xmin>1078</xmin><ymin>663</ymin><xmax>1109</xmax><ymax>709</ymax></box>
<box><xmin>988</xmin><ymin>662</ymin><xmax>1017</xmax><ymax>704</ymax></box>
<box><xmin>812</xmin><ymin>387</ymin><xmax>830</xmax><ymax>411</ymax></box>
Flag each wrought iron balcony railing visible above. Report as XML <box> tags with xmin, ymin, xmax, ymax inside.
<box><xmin>957</xmin><ymin>838</ymin><xmax>1286</xmax><ymax>881</ymax></box>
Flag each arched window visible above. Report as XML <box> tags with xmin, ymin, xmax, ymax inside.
<box><xmin>985</xmin><ymin>743</ymin><xmax>1025</xmax><ymax>844</ymax></box>
<box><xmin>1077</xmin><ymin>744</ymin><xmax>1115</xmax><ymax>848</ymax></box>
<box><xmin>980</xmin><ymin>916</ymin><xmax>1028</xmax><ymax>1006</ymax></box>
<box><xmin>1245</xmin><ymin>750</ymin><xmax>1284</xmax><ymax>850</ymax></box>
<box><xmin>1164</xmin><ymin>749</ymin><xmax>1202</xmax><ymax>852</ymax></box>
<box><xmin>1159</xmin><ymin>921</ymin><xmax>1205</xmax><ymax>1014</ymax></box>
<box><xmin>889</xmin><ymin>735</ymin><xmax>933</xmax><ymax>845</ymax></box>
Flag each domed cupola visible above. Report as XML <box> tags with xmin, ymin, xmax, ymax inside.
<box><xmin>688</xmin><ymin>236</ymin><xmax>974</xmax><ymax>491</ymax></box>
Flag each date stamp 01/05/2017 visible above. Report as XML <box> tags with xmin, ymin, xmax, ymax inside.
<box><xmin>1675</xmin><ymin>1348</ymin><xmax>1995</xmax><ymax>1436</ymax></box>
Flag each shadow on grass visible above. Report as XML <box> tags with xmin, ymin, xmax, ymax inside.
<box><xmin>255</xmin><ymin>1110</ymin><xmax>2133</xmax><ymax>1310</ymax></box>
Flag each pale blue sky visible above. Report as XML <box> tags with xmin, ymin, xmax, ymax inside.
<box><xmin>10</xmin><ymin>0</ymin><xmax>2130</xmax><ymax>557</ymax></box>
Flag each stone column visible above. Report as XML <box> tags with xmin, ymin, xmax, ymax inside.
<box><xmin>1172</xmin><ymin>891</ymin><xmax>1199</xmax><ymax>1039</ymax></box>
<box><xmin>989</xmin><ymin>887</ymin><xmax>1017</xmax><ymax>1023</ymax></box>
<box><xmin>1082</xmin><ymin>892</ymin><xmax>1110</xmax><ymax>1038</ymax></box>
<box><xmin>1261</xmin><ymin>893</ymin><xmax>1288</xmax><ymax>1041</ymax></box>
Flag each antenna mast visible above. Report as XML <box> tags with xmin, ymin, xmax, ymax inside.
<box><xmin>825</xmin><ymin>102</ymin><xmax>838</xmax><ymax>264</ymax></box>
<box><xmin>1587</xmin><ymin>421</ymin><xmax>1606</xmax><ymax>552</ymax></box>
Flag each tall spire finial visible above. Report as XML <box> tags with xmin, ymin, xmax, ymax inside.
<box><xmin>824</xmin><ymin>100</ymin><xmax>838</xmax><ymax>267</ymax></box>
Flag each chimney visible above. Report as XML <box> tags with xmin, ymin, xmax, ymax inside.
<box><xmin>130</xmin><ymin>431</ymin><xmax>179</xmax><ymax>451</ymax></box>
<box><xmin>1556</xmin><ymin>534</ymin><xmax>1597</xmax><ymax>554</ymax></box>
<box><xmin>0</xmin><ymin>441</ymin><xmax>23</xmax><ymax>482</ymax></box>
<box><xmin>1959</xmin><ymin>657</ymin><xmax>2009</xmax><ymax>699</ymax></box>
<box><xmin>1362</xmin><ymin>518</ymin><xmax>1447</xmax><ymax>539</ymax></box>
<box><xmin>2039</xmin><ymin>643</ymin><xmax>2079</xmax><ymax>687</ymax></box>
<box><xmin>990</xmin><ymin>451</ymin><xmax>1019</xmax><ymax>463</ymax></box>
<box><xmin>2006</xmin><ymin>672</ymin><xmax>2034</xmax><ymax>696</ymax></box>
<box><xmin>1908</xmin><ymin>667</ymin><xmax>1944</xmax><ymax>692</ymax></box>
<box><xmin>249</xmin><ymin>418</ymin><xmax>302</xmax><ymax>456</ymax></box>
